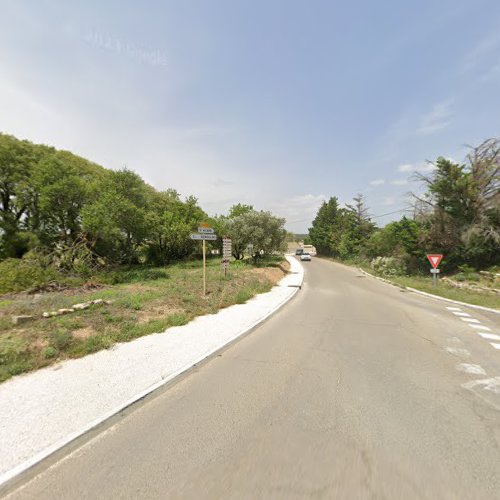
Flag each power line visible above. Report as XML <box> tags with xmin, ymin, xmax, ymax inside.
<box><xmin>370</xmin><ymin>208</ymin><xmax>413</xmax><ymax>219</ymax></box>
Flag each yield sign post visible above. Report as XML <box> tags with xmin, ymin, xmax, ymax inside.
<box><xmin>427</xmin><ymin>254</ymin><xmax>443</xmax><ymax>287</ymax></box>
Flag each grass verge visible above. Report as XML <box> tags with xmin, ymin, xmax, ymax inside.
<box><xmin>322</xmin><ymin>256</ymin><xmax>500</xmax><ymax>311</ymax></box>
<box><xmin>0</xmin><ymin>256</ymin><xmax>288</xmax><ymax>383</ymax></box>
<box><xmin>354</xmin><ymin>261</ymin><xmax>499</xmax><ymax>310</ymax></box>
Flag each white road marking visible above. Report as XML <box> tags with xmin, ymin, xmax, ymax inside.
<box><xmin>462</xmin><ymin>377</ymin><xmax>500</xmax><ymax>394</ymax></box>
<box><xmin>469</xmin><ymin>324</ymin><xmax>492</xmax><ymax>331</ymax></box>
<box><xmin>456</xmin><ymin>363</ymin><xmax>487</xmax><ymax>375</ymax></box>
<box><xmin>460</xmin><ymin>318</ymin><xmax>480</xmax><ymax>323</ymax></box>
<box><xmin>478</xmin><ymin>332</ymin><xmax>500</xmax><ymax>341</ymax></box>
<box><xmin>452</xmin><ymin>312</ymin><xmax>471</xmax><ymax>317</ymax></box>
<box><xmin>445</xmin><ymin>347</ymin><xmax>470</xmax><ymax>357</ymax></box>
<box><xmin>491</xmin><ymin>343</ymin><xmax>500</xmax><ymax>350</ymax></box>
<box><xmin>446</xmin><ymin>307</ymin><xmax>462</xmax><ymax>311</ymax></box>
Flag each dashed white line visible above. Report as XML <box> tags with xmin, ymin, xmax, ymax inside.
<box><xmin>446</xmin><ymin>306</ymin><xmax>500</xmax><ymax>353</ymax></box>
<box><xmin>462</xmin><ymin>377</ymin><xmax>500</xmax><ymax>394</ymax></box>
<box><xmin>469</xmin><ymin>324</ymin><xmax>492</xmax><ymax>331</ymax></box>
<box><xmin>445</xmin><ymin>347</ymin><xmax>471</xmax><ymax>358</ymax></box>
<box><xmin>460</xmin><ymin>317</ymin><xmax>480</xmax><ymax>323</ymax></box>
<box><xmin>456</xmin><ymin>363</ymin><xmax>487</xmax><ymax>375</ymax></box>
<box><xmin>477</xmin><ymin>332</ymin><xmax>500</xmax><ymax>341</ymax></box>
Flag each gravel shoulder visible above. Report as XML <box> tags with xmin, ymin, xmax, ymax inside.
<box><xmin>0</xmin><ymin>256</ymin><xmax>303</xmax><ymax>486</ymax></box>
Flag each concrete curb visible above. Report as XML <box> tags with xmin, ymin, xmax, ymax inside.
<box><xmin>0</xmin><ymin>257</ymin><xmax>304</xmax><ymax>490</ymax></box>
<box><xmin>358</xmin><ymin>267</ymin><xmax>500</xmax><ymax>315</ymax></box>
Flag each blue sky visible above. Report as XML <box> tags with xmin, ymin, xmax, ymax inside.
<box><xmin>1</xmin><ymin>1</ymin><xmax>500</xmax><ymax>232</ymax></box>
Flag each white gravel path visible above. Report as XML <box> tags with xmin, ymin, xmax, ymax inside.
<box><xmin>0</xmin><ymin>256</ymin><xmax>303</xmax><ymax>485</ymax></box>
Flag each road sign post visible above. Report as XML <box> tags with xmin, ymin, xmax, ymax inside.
<box><xmin>190</xmin><ymin>225</ymin><xmax>218</xmax><ymax>296</ymax></box>
<box><xmin>222</xmin><ymin>237</ymin><xmax>232</xmax><ymax>278</ymax></box>
<box><xmin>203</xmin><ymin>240</ymin><xmax>206</xmax><ymax>296</ymax></box>
<box><xmin>427</xmin><ymin>254</ymin><xmax>443</xmax><ymax>287</ymax></box>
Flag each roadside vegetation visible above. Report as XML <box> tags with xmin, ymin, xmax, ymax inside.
<box><xmin>0</xmin><ymin>133</ymin><xmax>289</xmax><ymax>382</ymax></box>
<box><xmin>308</xmin><ymin>137</ymin><xmax>499</xmax><ymax>308</ymax></box>
<box><xmin>0</xmin><ymin>256</ymin><xmax>288</xmax><ymax>383</ymax></box>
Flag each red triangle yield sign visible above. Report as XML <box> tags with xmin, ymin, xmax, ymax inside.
<box><xmin>427</xmin><ymin>254</ymin><xmax>443</xmax><ymax>269</ymax></box>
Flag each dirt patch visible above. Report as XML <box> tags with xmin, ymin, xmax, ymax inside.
<box><xmin>252</xmin><ymin>266</ymin><xmax>287</xmax><ymax>285</ymax></box>
<box><xmin>73</xmin><ymin>326</ymin><xmax>95</xmax><ymax>340</ymax></box>
<box><xmin>31</xmin><ymin>337</ymin><xmax>49</xmax><ymax>350</ymax></box>
<box><xmin>136</xmin><ymin>305</ymin><xmax>183</xmax><ymax>324</ymax></box>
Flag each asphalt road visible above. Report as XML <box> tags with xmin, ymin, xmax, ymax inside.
<box><xmin>4</xmin><ymin>258</ymin><xmax>500</xmax><ymax>499</ymax></box>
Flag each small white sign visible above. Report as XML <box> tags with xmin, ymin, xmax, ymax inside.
<box><xmin>430</xmin><ymin>268</ymin><xmax>440</xmax><ymax>274</ymax></box>
<box><xmin>190</xmin><ymin>233</ymin><xmax>217</xmax><ymax>241</ymax></box>
<box><xmin>198</xmin><ymin>227</ymin><xmax>214</xmax><ymax>234</ymax></box>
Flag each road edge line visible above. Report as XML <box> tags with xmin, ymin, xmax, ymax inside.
<box><xmin>357</xmin><ymin>267</ymin><xmax>500</xmax><ymax>315</ymax></box>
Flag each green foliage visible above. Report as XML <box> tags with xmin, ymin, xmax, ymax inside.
<box><xmin>0</xmin><ymin>255</ymin><xmax>60</xmax><ymax>294</ymax></box>
<box><xmin>308</xmin><ymin>197</ymin><xmax>340</xmax><ymax>256</ymax></box>
<box><xmin>100</xmin><ymin>266</ymin><xmax>169</xmax><ymax>285</ymax></box>
<box><xmin>49</xmin><ymin>329</ymin><xmax>73</xmax><ymax>350</ymax></box>
<box><xmin>309</xmin><ymin>138</ymin><xmax>499</xmax><ymax>274</ymax></box>
<box><xmin>309</xmin><ymin>195</ymin><xmax>375</xmax><ymax>258</ymax></box>
<box><xmin>144</xmin><ymin>190</ymin><xmax>206</xmax><ymax>265</ymax></box>
<box><xmin>370</xmin><ymin>256</ymin><xmax>406</xmax><ymax>277</ymax></box>
<box><xmin>43</xmin><ymin>346</ymin><xmax>58</xmax><ymax>359</ymax></box>
<box><xmin>223</xmin><ymin>210</ymin><xmax>287</xmax><ymax>262</ymax></box>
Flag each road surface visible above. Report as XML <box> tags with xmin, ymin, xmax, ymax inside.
<box><xmin>3</xmin><ymin>258</ymin><xmax>500</xmax><ymax>499</ymax></box>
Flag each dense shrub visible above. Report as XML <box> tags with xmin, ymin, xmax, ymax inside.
<box><xmin>370</xmin><ymin>256</ymin><xmax>406</xmax><ymax>277</ymax></box>
<box><xmin>0</xmin><ymin>256</ymin><xmax>60</xmax><ymax>294</ymax></box>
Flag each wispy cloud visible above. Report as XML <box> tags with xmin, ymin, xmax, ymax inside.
<box><xmin>390</xmin><ymin>179</ymin><xmax>408</xmax><ymax>186</ymax></box>
<box><xmin>461</xmin><ymin>32</ymin><xmax>500</xmax><ymax>74</ymax></box>
<box><xmin>369</xmin><ymin>179</ymin><xmax>385</xmax><ymax>186</ymax></box>
<box><xmin>417</xmin><ymin>99</ymin><xmax>453</xmax><ymax>135</ymax></box>
<box><xmin>398</xmin><ymin>163</ymin><xmax>436</xmax><ymax>173</ymax></box>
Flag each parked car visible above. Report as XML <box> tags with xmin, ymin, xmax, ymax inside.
<box><xmin>295</xmin><ymin>248</ymin><xmax>304</xmax><ymax>255</ymax></box>
<box><xmin>300</xmin><ymin>252</ymin><xmax>311</xmax><ymax>261</ymax></box>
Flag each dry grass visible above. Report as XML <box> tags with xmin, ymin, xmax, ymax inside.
<box><xmin>0</xmin><ymin>257</ymin><xmax>288</xmax><ymax>383</ymax></box>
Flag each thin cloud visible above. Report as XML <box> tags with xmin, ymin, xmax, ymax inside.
<box><xmin>417</xmin><ymin>99</ymin><xmax>453</xmax><ymax>135</ymax></box>
<box><xmin>397</xmin><ymin>163</ymin><xmax>436</xmax><ymax>174</ymax></box>
<box><xmin>390</xmin><ymin>179</ymin><xmax>408</xmax><ymax>186</ymax></box>
<box><xmin>369</xmin><ymin>179</ymin><xmax>385</xmax><ymax>186</ymax></box>
<box><xmin>461</xmin><ymin>31</ymin><xmax>500</xmax><ymax>73</ymax></box>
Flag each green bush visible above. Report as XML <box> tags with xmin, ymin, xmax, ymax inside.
<box><xmin>100</xmin><ymin>267</ymin><xmax>169</xmax><ymax>285</ymax></box>
<box><xmin>456</xmin><ymin>265</ymin><xmax>481</xmax><ymax>282</ymax></box>
<box><xmin>0</xmin><ymin>257</ymin><xmax>60</xmax><ymax>294</ymax></box>
<box><xmin>0</xmin><ymin>336</ymin><xmax>30</xmax><ymax>366</ymax></box>
<box><xmin>370</xmin><ymin>256</ymin><xmax>406</xmax><ymax>277</ymax></box>
<box><xmin>43</xmin><ymin>346</ymin><xmax>58</xmax><ymax>359</ymax></box>
<box><xmin>49</xmin><ymin>329</ymin><xmax>73</xmax><ymax>350</ymax></box>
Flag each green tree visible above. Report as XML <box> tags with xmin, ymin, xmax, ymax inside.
<box><xmin>0</xmin><ymin>134</ymin><xmax>40</xmax><ymax>257</ymax></box>
<box><xmin>82</xmin><ymin>169</ymin><xmax>152</xmax><ymax>264</ymax></box>
<box><xmin>145</xmin><ymin>190</ymin><xmax>206</xmax><ymax>265</ymax></box>
<box><xmin>225</xmin><ymin>210</ymin><xmax>287</xmax><ymax>262</ymax></box>
<box><xmin>308</xmin><ymin>197</ymin><xmax>340</xmax><ymax>256</ymax></box>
